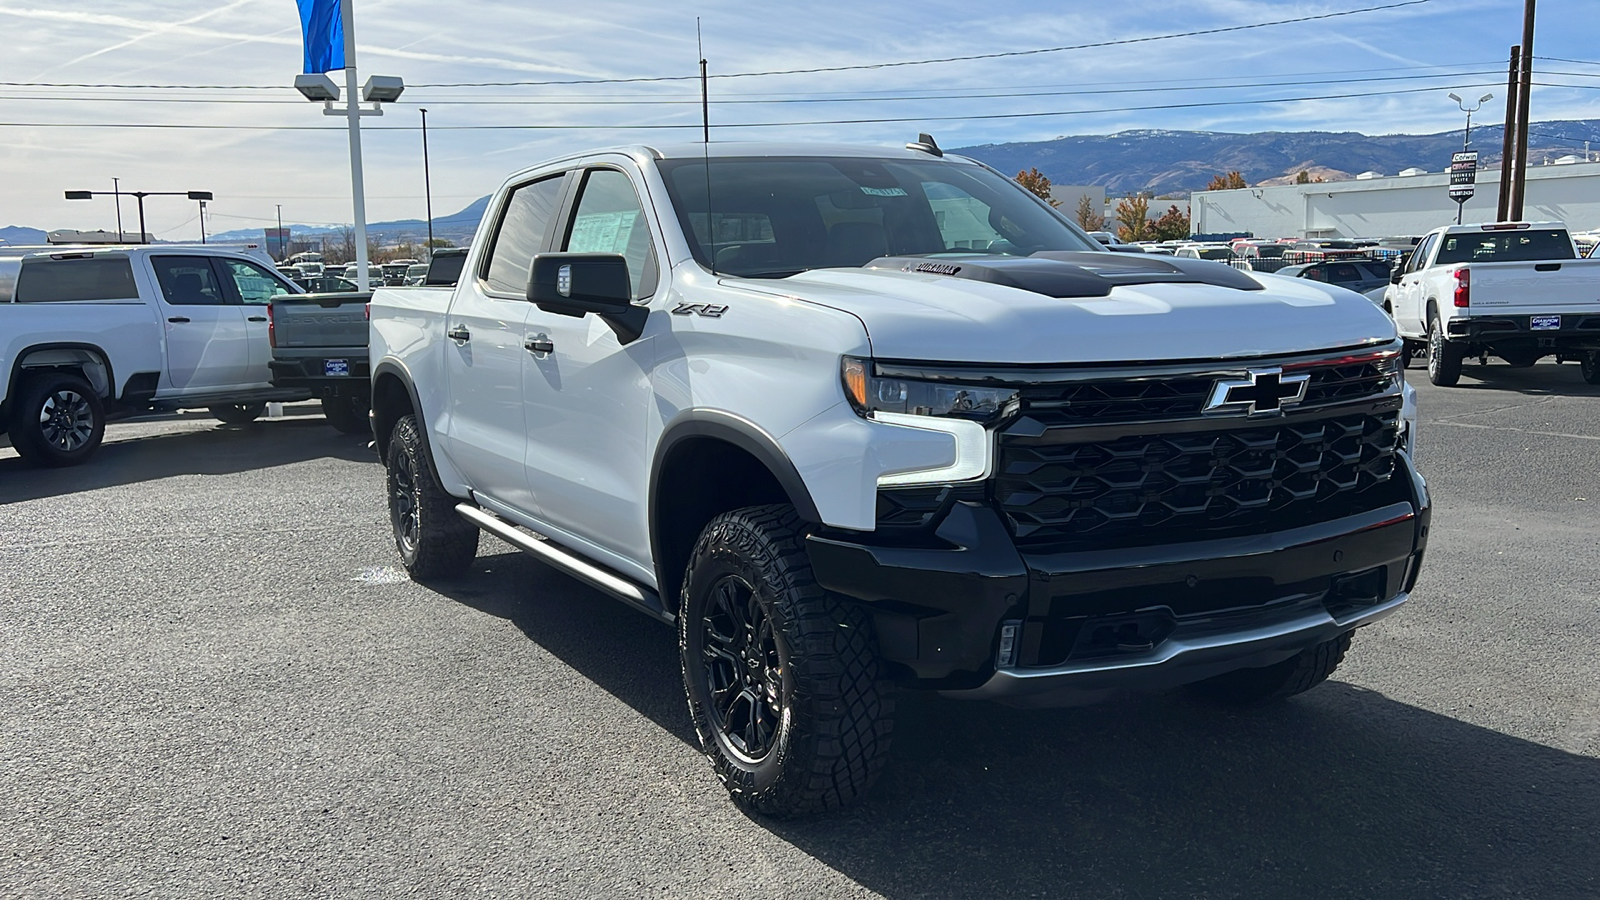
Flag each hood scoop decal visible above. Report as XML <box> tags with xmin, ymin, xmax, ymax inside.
<box><xmin>864</xmin><ymin>250</ymin><xmax>1263</xmax><ymax>298</ymax></box>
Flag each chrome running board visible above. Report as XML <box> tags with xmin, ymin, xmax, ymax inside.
<box><xmin>454</xmin><ymin>503</ymin><xmax>672</xmax><ymax>624</ymax></box>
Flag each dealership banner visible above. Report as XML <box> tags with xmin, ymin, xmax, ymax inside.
<box><xmin>296</xmin><ymin>0</ymin><xmax>345</xmax><ymax>74</ymax></box>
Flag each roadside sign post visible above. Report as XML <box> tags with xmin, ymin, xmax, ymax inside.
<box><xmin>1450</xmin><ymin>151</ymin><xmax>1479</xmax><ymax>225</ymax></box>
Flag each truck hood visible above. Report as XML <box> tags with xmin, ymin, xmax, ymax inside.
<box><xmin>730</xmin><ymin>263</ymin><xmax>1396</xmax><ymax>364</ymax></box>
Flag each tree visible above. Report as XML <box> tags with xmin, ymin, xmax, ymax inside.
<box><xmin>1015</xmin><ymin>167</ymin><xmax>1061</xmax><ymax>207</ymax></box>
<box><xmin>1295</xmin><ymin>170</ymin><xmax>1312</xmax><ymax>184</ymax></box>
<box><xmin>1148</xmin><ymin>204</ymin><xmax>1190</xmax><ymax>242</ymax></box>
<box><xmin>323</xmin><ymin>226</ymin><xmax>356</xmax><ymax>265</ymax></box>
<box><xmin>1074</xmin><ymin>193</ymin><xmax>1105</xmax><ymax>231</ymax></box>
<box><xmin>425</xmin><ymin>237</ymin><xmax>455</xmax><ymax>249</ymax></box>
<box><xmin>1114</xmin><ymin>195</ymin><xmax>1151</xmax><ymax>242</ymax></box>
<box><xmin>1206</xmin><ymin>171</ymin><xmax>1248</xmax><ymax>191</ymax></box>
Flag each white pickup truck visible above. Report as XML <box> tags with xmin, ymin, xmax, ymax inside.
<box><xmin>369</xmin><ymin>140</ymin><xmax>1429</xmax><ymax>815</ymax></box>
<box><xmin>1385</xmin><ymin>222</ymin><xmax>1600</xmax><ymax>385</ymax></box>
<box><xmin>0</xmin><ymin>244</ymin><xmax>312</xmax><ymax>466</ymax></box>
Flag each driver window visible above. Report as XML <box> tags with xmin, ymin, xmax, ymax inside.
<box><xmin>221</xmin><ymin>259</ymin><xmax>293</xmax><ymax>305</ymax></box>
<box><xmin>563</xmin><ymin>168</ymin><xmax>658</xmax><ymax>300</ymax></box>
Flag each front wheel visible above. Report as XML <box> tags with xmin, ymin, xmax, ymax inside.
<box><xmin>1427</xmin><ymin>313</ymin><xmax>1463</xmax><ymax>386</ymax></box>
<box><xmin>680</xmin><ymin>505</ymin><xmax>894</xmax><ymax>817</ymax></box>
<box><xmin>385</xmin><ymin>414</ymin><xmax>478</xmax><ymax>579</ymax></box>
<box><xmin>9</xmin><ymin>372</ymin><xmax>105</xmax><ymax>467</ymax></box>
<box><xmin>210</xmin><ymin>403</ymin><xmax>266</xmax><ymax>425</ymax></box>
<box><xmin>1187</xmin><ymin>631</ymin><xmax>1353</xmax><ymax>705</ymax></box>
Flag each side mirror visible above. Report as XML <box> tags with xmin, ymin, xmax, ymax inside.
<box><xmin>527</xmin><ymin>253</ymin><xmax>647</xmax><ymax>343</ymax></box>
<box><xmin>1389</xmin><ymin>260</ymin><xmax>1406</xmax><ymax>284</ymax></box>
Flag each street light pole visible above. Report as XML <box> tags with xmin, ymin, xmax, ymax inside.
<box><xmin>420</xmin><ymin>107</ymin><xmax>434</xmax><ymax>255</ymax></box>
<box><xmin>199</xmin><ymin>200</ymin><xmax>207</xmax><ymax>244</ymax></box>
<box><xmin>276</xmin><ymin>204</ymin><xmax>285</xmax><ymax>260</ymax></box>
<box><xmin>342</xmin><ymin>0</ymin><xmax>370</xmax><ymax>291</ymax></box>
<box><xmin>65</xmin><ymin>189</ymin><xmax>211</xmax><ymax>245</ymax></box>
<box><xmin>1449</xmin><ymin>92</ymin><xmax>1492</xmax><ymax>225</ymax></box>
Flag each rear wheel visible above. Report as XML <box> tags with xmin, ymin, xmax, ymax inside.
<box><xmin>1426</xmin><ymin>313</ymin><xmax>1463</xmax><ymax>386</ymax></box>
<box><xmin>1582</xmin><ymin>351</ymin><xmax>1600</xmax><ymax>385</ymax></box>
<box><xmin>210</xmin><ymin>403</ymin><xmax>265</xmax><ymax>425</ymax></box>
<box><xmin>385</xmin><ymin>414</ymin><xmax>478</xmax><ymax>579</ymax></box>
<box><xmin>10</xmin><ymin>372</ymin><xmax>105</xmax><ymax>467</ymax></box>
<box><xmin>321</xmin><ymin>394</ymin><xmax>369</xmax><ymax>435</ymax></box>
<box><xmin>1187</xmin><ymin>631</ymin><xmax>1353</xmax><ymax>705</ymax></box>
<box><xmin>680</xmin><ymin>505</ymin><xmax>893</xmax><ymax>817</ymax></box>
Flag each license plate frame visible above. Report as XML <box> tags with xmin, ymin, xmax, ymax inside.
<box><xmin>1530</xmin><ymin>315</ymin><xmax>1561</xmax><ymax>331</ymax></box>
<box><xmin>324</xmin><ymin>358</ymin><xmax>350</xmax><ymax>376</ymax></box>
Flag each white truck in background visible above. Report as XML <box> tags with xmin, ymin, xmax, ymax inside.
<box><xmin>1385</xmin><ymin>222</ymin><xmax>1600</xmax><ymax>385</ymax></box>
<box><xmin>0</xmin><ymin>244</ymin><xmax>311</xmax><ymax>466</ymax></box>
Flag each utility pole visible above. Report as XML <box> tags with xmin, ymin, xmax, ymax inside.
<box><xmin>1509</xmin><ymin>0</ymin><xmax>1536</xmax><ymax>220</ymax></box>
<box><xmin>276</xmin><ymin>204</ymin><xmax>285</xmax><ymax>260</ymax></box>
<box><xmin>199</xmin><ymin>200</ymin><xmax>207</xmax><ymax>243</ymax></box>
<box><xmin>343</xmin><ymin>0</ymin><xmax>370</xmax><ymax>290</ymax></box>
<box><xmin>1497</xmin><ymin>45</ymin><xmax>1520</xmax><ymax>221</ymax></box>
<box><xmin>420</xmin><ymin>108</ymin><xmax>434</xmax><ymax>254</ymax></box>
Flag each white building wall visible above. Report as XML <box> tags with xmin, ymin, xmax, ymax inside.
<box><xmin>1191</xmin><ymin>160</ymin><xmax>1600</xmax><ymax>239</ymax></box>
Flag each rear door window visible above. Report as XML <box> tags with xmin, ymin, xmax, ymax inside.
<box><xmin>13</xmin><ymin>257</ymin><xmax>138</xmax><ymax>302</ymax></box>
<box><xmin>218</xmin><ymin>259</ymin><xmax>295</xmax><ymax>305</ymax></box>
<box><xmin>150</xmin><ymin>256</ymin><xmax>228</xmax><ymax>305</ymax></box>
<box><xmin>482</xmin><ymin>174</ymin><xmax>567</xmax><ymax>295</ymax></box>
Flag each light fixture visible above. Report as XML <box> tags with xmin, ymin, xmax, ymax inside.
<box><xmin>294</xmin><ymin>73</ymin><xmax>340</xmax><ymax>102</ymax></box>
<box><xmin>362</xmin><ymin>75</ymin><xmax>404</xmax><ymax>103</ymax></box>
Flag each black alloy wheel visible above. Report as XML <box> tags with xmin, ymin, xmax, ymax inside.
<box><xmin>1582</xmin><ymin>351</ymin><xmax>1600</xmax><ymax>385</ymax></box>
<box><xmin>700</xmin><ymin>573</ymin><xmax>785</xmax><ymax>762</ymax></box>
<box><xmin>11</xmin><ymin>372</ymin><xmax>106</xmax><ymax>467</ymax></box>
<box><xmin>384</xmin><ymin>414</ymin><xmax>478</xmax><ymax>579</ymax></box>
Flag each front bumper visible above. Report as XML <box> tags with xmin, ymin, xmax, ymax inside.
<box><xmin>807</xmin><ymin>452</ymin><xmax>1430</xmax><ymax>700</ymax></box>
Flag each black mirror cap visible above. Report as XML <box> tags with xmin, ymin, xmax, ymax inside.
<box><xmin>528</xmin><ymin>253</ymin><xmax>632</xmax><ymax>315</ymax></box>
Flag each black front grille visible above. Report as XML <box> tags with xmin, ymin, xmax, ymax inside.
<box><xmin>1011</xmin><ymin>354</ymin><xmax>1398</xmax><ymax>430</ymax></box>
<box><xmin>996</xmin><ymin>411</ymin><xmax>1401</xmax><ymax>547</ymax></box>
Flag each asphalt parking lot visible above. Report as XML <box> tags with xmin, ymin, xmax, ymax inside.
<box><xmin>3</xmin><ymin>362</ymin><xmax>1598</xmax><ymax>899</ymax></box>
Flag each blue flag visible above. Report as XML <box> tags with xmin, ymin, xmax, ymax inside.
<box><xmin>297</xmin><ymin>0</ymin><xmax>345</xmax><ymax>73</ymax></box>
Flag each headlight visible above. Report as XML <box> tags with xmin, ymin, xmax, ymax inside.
<box><xmin>842</xmin><ymin>357</ymin><xmax>1019</xmax><ymax>486</ymax></box>
<box><xmin>841</xmin><ymin>357</ymin><xmax>1019</xmax><ymax>421</ymax></box>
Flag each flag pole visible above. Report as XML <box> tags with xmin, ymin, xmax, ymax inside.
<box><xmin>342</xmin><ymin>0</ymin><xmax>370</xmax><ymax>291</ymax></box>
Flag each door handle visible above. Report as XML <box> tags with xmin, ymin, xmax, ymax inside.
<box><xmin>525</xmin><ymin>336</ymin><xmax>555</xmax><ymax>354</ymax></box>
<box><xmin>447</xmin><ymin>325</ymin><xmax>471</xmax><ymax>343</ymax></box>
<box><xmin>247</xmin><ymin>316</ymin><xmax>267</xmax><ymax>322</ymax></box>
<box><xmin>167</xmin><ymin>316</ymin><xmax>191</xmax><ymax>323</ymax></box>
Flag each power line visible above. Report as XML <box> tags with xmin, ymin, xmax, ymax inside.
<box><xmin>416</xmin><ymin>0</ymin><xmax>1433</xmax><ymax>86</ymax></box>
<box><xmin>2</xmin><ymin>79</ymin><xmax>1527</xmax><ymax>133</ymax></box>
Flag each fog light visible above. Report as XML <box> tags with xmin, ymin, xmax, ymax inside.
<box><xmin>996</xmin><ymin>620</ymin><xmax>1021</xmax><ymax>668</ymax></box>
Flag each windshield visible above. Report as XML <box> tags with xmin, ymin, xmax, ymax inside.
<box><xmin>1195</xmin><ymin>248</ymin><xmax>1233</xmax><ymax>260</ymax></box>
<box><xmin>1435</xmin><ymin>229</ymin><xmax>1576</xmax><ymax>264</ymax></box>
<box><xmin>657</xmin><ymin>156</ymin><xmax>1099</xmax><ymax>277</ymax></box>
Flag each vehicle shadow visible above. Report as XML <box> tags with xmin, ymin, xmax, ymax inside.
<box><xmin>1445</xmin><ymin>361</ymin><xmax>1600</xmax><ymax>397</ymax></box>
<box><xmin>437</xmin><ymin>550</ymin><xmax>1600</xmax><ymax>899</ymax></box>
<box><xmin>0</xmin><ymin>415</ymin><xmax>375</xmax><ymax>505</ymax></box>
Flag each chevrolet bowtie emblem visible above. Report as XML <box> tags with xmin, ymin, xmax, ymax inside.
<box><xmin>1204</xmin><ymin>367</ymin><xmax>1309</xmax><ymax>416</ymax></box>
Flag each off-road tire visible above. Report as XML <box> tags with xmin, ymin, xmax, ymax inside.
<box><xmin>322</xmin><ymin>394</ymin><xmax>370</xmax><ymax>435</ymax></box>
<box><xmin>1427</xmin><ymin>313</ymin><xmax>1463</xmax><ymax>386</ymax></box>
<box><xmin>1581</xmin><ymin>351</ymin><xmax>1600</xmax><ymax>385</ymax></box>
<box><xmin>1187</xmin><ymin>630</ymin><xmax>1354</xmax><ymax>705</ymax></box>
<box><xmin>210</xmin><ymin>403</ymin><xmax>266</xmax><ymax>425</ymax></box>
<box><xmin>10</xmin><ymin>372</ymin><xmax>105</xmax><ymax>467</ymax></box>
<box><xmin>679</xmin><ymin>504</ymin><xmax>893</xmax><ymax>817</ymax></box>
<box><xmin>385</xmin><ymin>414</ymin><xmax>478</xmax><ymax>579</ymax></box>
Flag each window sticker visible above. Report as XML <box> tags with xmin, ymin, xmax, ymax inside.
<box><xmin>568</xmin><ymin>211</ymin><xmax>637</xmax><ymax>254</ymax></box>
<box><xmin>860</xmin><ymin>187</ymin><xmax>908</xmax><ymax>197</ymax></box>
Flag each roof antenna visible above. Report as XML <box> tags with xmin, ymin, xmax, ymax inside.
<box><xmin>699</xmin><ymin>19</ymin><xmax>716</xmax><ymax>276</ymax></box>
<box><xmin>907</xmin><ymin>132</ymin><xmax>943</xmax><ymax>157</ymax></box>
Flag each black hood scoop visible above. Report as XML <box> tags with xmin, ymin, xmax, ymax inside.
<box><xmin>863</xmin><ymin>250</ymin><xmax>1263</xmax><ymax>298</ymax></box>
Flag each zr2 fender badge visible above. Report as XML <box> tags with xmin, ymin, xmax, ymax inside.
<box><xmin>672</xmin><ymin>302</ymin><xmax>728</xmax><ymax>318</ymax></box>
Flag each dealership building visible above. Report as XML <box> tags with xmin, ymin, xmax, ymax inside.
<box><xmin>1190</xmin><ymin>157</ymin><xmax>1600</xmax><ymax>240</ymax></box>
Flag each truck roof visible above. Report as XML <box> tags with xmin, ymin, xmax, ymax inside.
<box><xmin>1436</xmin><ymin>221</ymin><xmax>1566</xmax><ymax>235</ymax></box>
<box><xmin>507</xmin><ymin>142</ymin><xmax>982</xmax><ymax>177</ymax></box>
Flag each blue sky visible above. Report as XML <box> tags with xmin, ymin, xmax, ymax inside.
<box><xmin>2</xmin><ymin>0</ymin><xmax>1596</xmax><ymax>237</ymax></box>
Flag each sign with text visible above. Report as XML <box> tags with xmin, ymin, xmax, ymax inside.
<box><xmin>1449</xmin><ymin>185</ymin><xmax>1476</xmax><ymax>201</ymax></box>
<box><xmin>1450</xmin><ymin>150</ymin><xmax>1480</xmax><ymax>186</ymax></box>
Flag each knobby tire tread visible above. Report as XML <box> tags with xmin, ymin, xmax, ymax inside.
<box><xmin>388</xmin><ymin>414</ymin><xmax>478</xmax><ymax>580</ymax></box>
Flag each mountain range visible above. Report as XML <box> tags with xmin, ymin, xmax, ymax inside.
<box><xmin>7</xmin><ymin>121</ymin><xmax>1598</xmax><ymax>246</ymax></box>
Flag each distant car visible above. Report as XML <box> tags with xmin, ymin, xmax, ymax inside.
<box><xmin>1236</xmin><ymin>243</ymin><xmax>1294</xmax><ymax>273</ymax></box>
<box><xmin>295</xmin><ymin>275</ymin><xmax>362</xmax><ymax>293</ymax></box>
<box><xmin>404</xmin><ymin>263</ymin><xmax>429</xmax><ymax>285</ymax></box>
<box><xmin>1174</xmin><ymin>243</ymin><xmax>1235</xmax><ymax>262</ymax></box>
<box><xmin>1276</xmin><ymin>260</ymin><xmax>1391</xmax><ymax>294</ymax></box>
